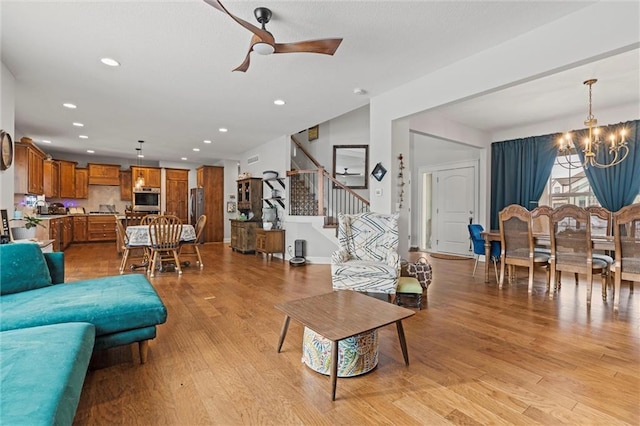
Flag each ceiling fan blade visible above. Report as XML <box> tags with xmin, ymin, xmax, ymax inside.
<box><xmin>203</xmin><ymin>0</ymin><xmax>275</xmax><ymax>44</ymax></box>
<box><xmin>274</xmin><ymin>38</ymin><xmax>343</xmax><ymax>55</ymax></box>
<box><xmin>232</xmin><ymin>45</ymin><xmax>253</xmax><ymax>72</ymax></box>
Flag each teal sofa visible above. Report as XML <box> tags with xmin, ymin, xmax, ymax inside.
<box><xmin>0</xmin><ymin>242</ymin><xmax>168</xmax><ymax>425</ymax></box>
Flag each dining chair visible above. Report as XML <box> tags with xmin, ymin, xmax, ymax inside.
<box><xmin>148</xmin><ymin>215</ymin><xmax>183</xmax><ymax>277</ymax></box>
<box><xmin>586</xmin><ymin>206</ymin><xmax>614</xmax><ymax>295</ymax></box>
<box><xmin>115</xmin><ymin>219</ymin><xmax>145</xmax><ymax>274</ymax></box>
<box><xmin>125</xmin><ymin>211</ymin><xmax>146</xmax><ymax>227</ymax></box>
<box><xmin>549</xmin><ymin>205</ymin><xmax>608</xmax><ymax>306</ymax></box>
<box><xmin>612</xmin><ymin>203</ymin><xmax>640</xmax><ymax>312</ymax></box>
<box><xmin>468</xmin><ymin>224</ymin><xmax>500</xmax><ymax>283</ymax></box>
<box><xmin>140</xmin><ymin>214</ymin><xmax>159</xmax><ymax>226</ymax></box>
<box><xmin>498</xmin><ymin>205</ymin><xmax>550</xmax><ymax>293</ymax></box>
<box><xmin>178</xmin><ymin>215</ymin><xmax>207</xmax><ymax>269</ymax></box>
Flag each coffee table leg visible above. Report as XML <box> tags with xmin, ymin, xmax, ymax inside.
<box><xmin>330</xmin><ymin>340</ymin><xmax>338</xmax><ymax>401</ymax></box>
<box><xmin>276</xmin><ymin>316</ymin><xmax>290</xmax><ymax>353</ymax></box>
<box><xmin>396</xmin><ymin>320</ymin><xmax>409</xmax><ymax>366</ymax></box>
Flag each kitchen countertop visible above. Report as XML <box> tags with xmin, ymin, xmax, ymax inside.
<box><xmin>34</xmin><ymin>214</ymin><xmax>126</xmax><ymax>220</ymax></box>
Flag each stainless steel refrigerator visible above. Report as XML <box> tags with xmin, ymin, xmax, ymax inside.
<box><xmin>190</xmin><ymin>187</ymin><xmax>205</xmax><ymax>243</ymax></box>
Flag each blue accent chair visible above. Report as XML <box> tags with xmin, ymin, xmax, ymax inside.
<box><xmin>468</xmin><ymin>224</ymin><xmax>501</xmax><ymax>282</ymax></box>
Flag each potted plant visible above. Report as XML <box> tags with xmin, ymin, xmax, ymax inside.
<box><xmin>10</xmin><ymin>215</ymin><xmax>45</xmax><ymax>240</ymax></box>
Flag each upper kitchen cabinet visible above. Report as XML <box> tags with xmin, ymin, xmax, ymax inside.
<box><xmin>120</xmin><ymin>170</ymin><xmax>132</xmax><ymax>201</ymax></box>
<box><xmin>58</xmin><ymin>160</ymin><xmax>76</xmax><ymax>198</ymax></box>
<box><xmin>43</xmin><ymin>160</ymin><xmax>60</xmax><ymax>198</ymax></box>
<box><xmin>165</xmin><ymin>168</ymin><xmax>189</xmax><ymax>223</ymax></box>
<box><xmin>75</xmin><ymin>168</ymin><xmax>88</xmax><ymax>199</ymax></box>
<box><xmin>131</xmin><ymin>166</ymin><xmax>161</xmax><ymax>188</ymax></box>
<box><xmin>88</xmin><ymin>163</ymin><xmax>120</xmax><ymax>185</ymax></box>
<box><xmin>14</xmin><ymin>138</ymin><xmax>45</xmax><ymax>195</ymax></box>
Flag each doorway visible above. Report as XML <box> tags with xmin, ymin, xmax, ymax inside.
<box><xmin>418</xmin><ymin>161</ymin><xmax>478</xmax><ymax>256</ymax></box>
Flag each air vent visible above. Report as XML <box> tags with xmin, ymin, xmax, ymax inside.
<box><xmin>247</xmin><ymin>155</ymin><xmax>259</xmax><ymax>165</ymax></box>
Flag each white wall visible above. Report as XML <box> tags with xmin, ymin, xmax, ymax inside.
<box><xmin>0</xmin><ymin>62</ymin><xmax>15</xmax><ymax>213</ymax></box>
<box><xmin>371</xmin><ymin>1</ymin><xmax>640</xmax><ymax>258</ymax></box>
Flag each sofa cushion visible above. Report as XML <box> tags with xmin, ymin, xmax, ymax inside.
<box><xmin>0</xmin><ymin>274</ymin><xmax>167</xmax><ymax>336</ymax></box>
<box><xmin>0</xmin><ymin>243</ymin><xmax>52</xmax><ymax>295</ymax></box>
<box><xmin>0</xmin><ymin>322</ymin><xmax>95</xmax><ymax>426</ymax></box>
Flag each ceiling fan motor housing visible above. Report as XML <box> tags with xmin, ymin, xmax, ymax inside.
<box><xmin>254</xmin><ymin>7</ymin><xmax>272</xmax><ymax>25</ymax></box>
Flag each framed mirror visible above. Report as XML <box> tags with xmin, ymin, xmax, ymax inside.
<box><xmin>333</xmin><ymin>145</ymin><xmax>369</xmax><ymax>189</ymax></box>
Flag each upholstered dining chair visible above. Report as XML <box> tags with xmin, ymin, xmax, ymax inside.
<box><xmin>498</xmin><ymin>205</ymin><xmax>550</xmax><ymax>292</ymax></box>
<box><xmin>549</xmin><ymin>205</ymin><xmax>608</xmax><ymax>306</ymax></box>
<box><xmin>468</xmin><ymin>224</ymin><xmax>500</xmax><ymax>283</ymax></box>
<box><xmin>585</xmin><ymin>206</ymin><xmax>614</xmax><ymax>295</ymax></box>
<box><xmin>148</xmin><ymin>215</ymin><xmax>183</xmax><ymax>277</ymax></box>
<box><xmin>612</xmin><ymin>203</ymin><xmax>640</xmax><ymax>312</ymax></box>
<box><xmin>178</xmin><ymin>215</ymin><xmax>207</xmax><ymax>269</ymax></box>
<box><xmin>531</xmin><ymin>205</ymin><xmax>553</xmax><ymax>255</ymax></box>
<box><xmin>331</xmin><ymin>211</ymin><xmax>400</xmax><ymax>295</ymax></box>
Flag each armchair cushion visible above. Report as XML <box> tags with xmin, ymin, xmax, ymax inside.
<box><xmin>0</xmin><ymin>243</ymin><xmax>52</xmax><ymax>295</ymax></box>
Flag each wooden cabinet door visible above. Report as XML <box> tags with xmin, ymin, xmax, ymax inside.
<box><xmin>43</xmin><ymin>160</ymin><xmax>60</xmax><ymax>198</ymax></box>
<box><xmin>120</xmin><ymin>170</ymin><xmax>132</xmax><ymax>201</ymax></box>
<box><xmin>49</xmin><ymin>218</ymin><xmax>60</xmax><ymax>251</ymax></box>
<box><xmin>27</xmin><ymin>147</ymin><xmax>45</xmax><ymax>194</ymax></box>
<box><xmin>58</xmin><ymin>160</ymin><xmax>76</xmax><ymax>198</ymax></box>
<box><xmin>14</xmin><ymin>141</ymin><xmax>45</xmax><ymax>195</ymax></box>
<box><xmin>73</xmin><ymin>216</ymin><xmax>88</xmax><ymax>242</ymax></box>
<box><xmin>75</xmin><ymin>168</ymin><xmax>89</xmax><ymax>199</ymax></box>
<box><xmin>88</xmin><ymin>163</ymin><xmax>120</xmax><ymax>185</ymax></box>
<box><xmin>146</xmin><ymin>168</ymin><xmax>161</xmax><ymax>187</ymax></box>
<box><xmin>165</xmin><ymin>169</ymin><xmax>189</xmax><ymax>222</ymax></box>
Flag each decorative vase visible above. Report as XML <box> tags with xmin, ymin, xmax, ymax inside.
<box><xmin>11</xmin><ymin>227</ymin><xmax>36</xmax><ymax>240</ymax></box>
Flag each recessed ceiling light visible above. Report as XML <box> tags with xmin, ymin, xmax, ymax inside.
<box><xmin>353</xmin><ymin>88</ymin><xmax>367</xmax><ymax>95</ymax></box>
<box><xmin>86</xmin><ymin>150</ymin><xmax>95</xmax><ymax>154</ymax></box>
<box><xmin>100</xmin><ymin>58</ymin><xmax>120</xmax><ymax>67</ymax></box>
<box><xmin>273</xmin><ymin>99</ymin><xmax>286</xmax><ymax>106</ymax></box>
<box><xmin>137</xmin><ymin>154</ymin><xmax>144</xmax><ymax>158</ymax></box>
<box><xmin>203</xmin><ymin>140</ymin><xmax>212</xmax><ymax>144</ymax></box>
<box><xmin>73</xmin><ymin>122</ymin><xmax>84</xmax><ymax>127</ymax></box>
<box><xmin>218</xmin><ymin>128</ymin><xmax>228</xmax><ymax>133</ymax></box>
<box><xmin>181</xmin><ymin>157</ymin><xmax>188</xmax><ymax>161</ymax></box>
<box><xmin>63</xmin><ymin>103</ymin><xmax>77</xmax><ymax>109</ymax></box>
<box><xmin>193</xmin><ymin>148</ymin><xmax>200</xmax><ymax>152</ymax></box>
<box><xmin>41</xmin><ymin>140</ymin><xmax>51</xmax><ymax>144</ymax></box>
<box><xmin>79</xmin><ymin>135</ymin><xmax>88</xmax><ymax>139</ymax></box>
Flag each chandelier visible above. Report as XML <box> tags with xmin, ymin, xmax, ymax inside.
<box><xmin>134</xmin><ymin>140</ymin><xmax>145</xmax><ymax>189</ymax></box>
<box><xmin>557</xmin><ymin>79</ymin><xmax>628</xmax><ymax>169</ymax></box>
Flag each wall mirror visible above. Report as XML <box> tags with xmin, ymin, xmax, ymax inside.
<box><xmin>332</xmin><ymin>145</ymin><xmax>369</xmax><ymax>189</ymax></box>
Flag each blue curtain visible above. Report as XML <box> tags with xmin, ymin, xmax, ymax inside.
<box><xmin>575</xmin><ymin>120</ymin><xmax>640</xmax><ymax>212</ymax></box>
<box><xmin>490</xmin><ymin>135</ymin><xmax>558</xmax><ymax>229</ymax></box>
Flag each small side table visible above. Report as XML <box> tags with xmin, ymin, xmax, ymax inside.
<box><xmin>255</xmin><ymin>229</ymin><xmax>285</xmax><ymax>261</ymax></box>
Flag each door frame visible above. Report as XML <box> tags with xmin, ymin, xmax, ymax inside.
<box><xmin>417</xmin><ymin>159</ymin><xmax>479</xmax><ymax>253</ymax></box>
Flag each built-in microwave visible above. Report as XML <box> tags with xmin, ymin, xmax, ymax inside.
<box><xmin>133</xmin><ymin>187</ymin><xmax>161</xmax><ymax>212</ymax></box>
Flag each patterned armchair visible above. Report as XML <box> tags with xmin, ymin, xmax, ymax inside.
<box><xmin>331</xmin><ymin>212</ymin><xmax>400</xmax><ymax>294</ymax></box>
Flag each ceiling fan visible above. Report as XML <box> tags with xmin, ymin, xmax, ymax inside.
<box><xmin>336</xmin><ymin>168</ymin><xmax>361</xmax><ymax>176</ymax></box>
<box><xmin>203</xmin><ymin>0</ymin><xmax>343</xmax><ymax>72</ymax></box>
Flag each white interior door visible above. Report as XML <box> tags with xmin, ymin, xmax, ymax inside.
<box><xmin>434</xmin><ymin>165</ymin><xmax>476</xmax><ymax>255</ymax></box>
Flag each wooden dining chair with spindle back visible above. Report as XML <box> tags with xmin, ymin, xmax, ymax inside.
<box><xmin>148</xmin><ymin>215</ymin><xmax>183</xmax><ymax>277</ymax></box>
<box><xmin>178</xmin><ymin>215</ymin><xmax>207</xmax><ymax>269</ymax></box>
<box><xmin>612</xmin><ymin>203</ymin><xmax>640</xmax><ymax>312</ymax></box>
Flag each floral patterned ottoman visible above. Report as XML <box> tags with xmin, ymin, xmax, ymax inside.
<box><xmin>301</xmin><ymin>326</ymin><xmax>378</xmax><ymax>377</ymax></box>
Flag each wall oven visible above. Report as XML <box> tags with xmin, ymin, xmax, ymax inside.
<box><xmin>133</xmin><ymin>187</ymin><xmax>161</xmax><ymax>212</ymax></box>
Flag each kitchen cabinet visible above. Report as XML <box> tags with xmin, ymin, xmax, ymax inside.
<box><xmin>88</xmin><ymin>215</ymin><xmax>117</xmax><ymax>241</ymax></box>
<box><xmin>131</xmin><ymin>166</ymin><xmax>161</xmax><ymax>188</ymax></box>
<box><xmin>88</xmin><ymin>163</ymin><xmax>120</xmax><ymax>185</ymax></box>
<box><xmin>43</xmin><ymin>160</ymin><xmax>60</xmax><ymax>198</ymax></box>
<box><xmin>196</xmin><ymin>166</ymin><xmax>224</xmax><ymax>242</ymax></box>
<box><xmin>236</xmin><ymin>178</ymin><xmax>262</xmax><ymax>219</ymax></box>
<box><xmin>58</xmin><ymin>160</ymin><xmax>76</xmax><ymax>198</ymax></box>
<box><xmin>165</xmin><ymin>168</ymin><xmax>189</xmax><ymax>223</ymax></box>
<box><xmin>120</xmin><ymin>170</ymin><xmax>132</xmax><ymax>201</ymax></box>
<box><xmin>255</xmin><ymin>229</ymin><xmax>285</xmax><ymax>261</ymax></box>
<box><xmin>75</xmin><ymin>168</ymin><xmax>88</xmax><ymax>199</ymax></box>
<box><xmin>72</xmin><ymin>216</ymin><xmax>88</xmax><ymax>242</ymax></box>
<box><xmin>230</xmin><ymin>220</ymin><xmax>259</xmax><ymax>253</ymax></box>
<box><xmin>14</xmin><ymin>139</ymin><xmax>45</xmax><ymax>195</ymax></box>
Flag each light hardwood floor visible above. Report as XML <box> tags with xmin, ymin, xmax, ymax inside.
<box><xmin>67</xmin><ymin>243</ymin><xmax>639</xmax><ymax>425</ymax></box>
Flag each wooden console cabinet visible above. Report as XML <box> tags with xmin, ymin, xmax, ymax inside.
<box><xmin>255</xmin><ymin>229</ymin><xmax>285</xmax><ymax>261</ymax></box>
<box><xmin>230</xmin><ymin>220</ymin><xmax>259</xmax><ymax>253</ymax></box>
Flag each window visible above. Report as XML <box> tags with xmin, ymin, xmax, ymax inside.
<box><xmin>539</xmin><ymin>153</ymin><xmax>640</xmax><ymax>208</ymax></box>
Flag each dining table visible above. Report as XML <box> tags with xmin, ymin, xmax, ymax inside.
<box><xmin>481</xmin><ymin>230</ymin><xmax>615</xmax><ymax>283</ymax></box>
<box><xmin>125</xmin><ymin>224</ymin><xmax>197</xmax><ymax>247</ymax></box>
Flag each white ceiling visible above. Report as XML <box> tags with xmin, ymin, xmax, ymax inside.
<box><xmin>2</xmin><ymin>1</ymin><xmax>637</xmax><ymax>164</ymax></box>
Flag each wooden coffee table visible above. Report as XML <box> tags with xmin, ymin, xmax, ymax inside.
<box><xmin>275</xmin><ymin>290</ymin><xmax>415</xmax><ymax>400</ymax></box>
